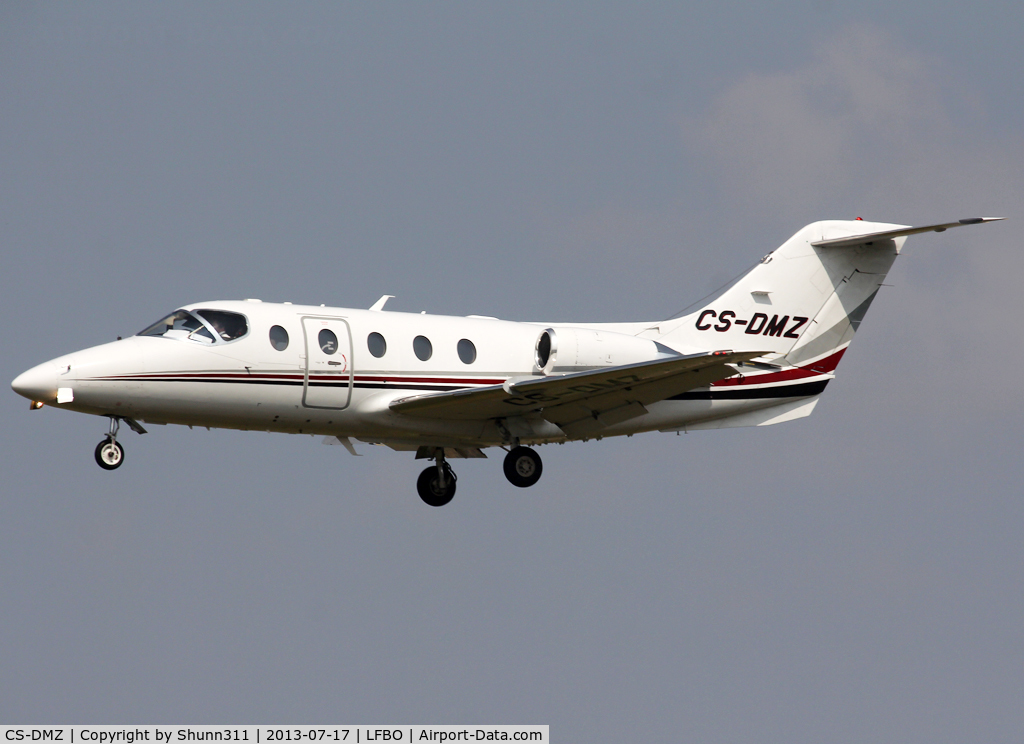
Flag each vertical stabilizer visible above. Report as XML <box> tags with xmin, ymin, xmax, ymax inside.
<box><xmin>648</xmin><ymin>220</ymin><xmax>907</xmax><ymax>370</ymax></box>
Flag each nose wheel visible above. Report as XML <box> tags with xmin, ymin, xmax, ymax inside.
<box><xmin>95</xmin><ymin>438</ymin><xmax>125</xmax><ymax>470</ymax></box>
<box><xmin>92</xmin><ymin>415</ymin><xmax>144</xmax><ymax>471</ymax></box>
<box><xmin>503</xmin><ymin>446</ymin><xmax>542</xmax><ymax>488</ymax></box>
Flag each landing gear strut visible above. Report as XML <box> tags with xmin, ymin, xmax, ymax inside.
<box><xmin>503</xmin><ymin>446</ymin><xmax>542</xmax><ymax>488</ymax></box>
<box><xmin>95</xmin><ymin>416</ymin><xmax>125</xmax><ymax>470</ymax></box>
<box><xmin>417</xmin><ymin>449</ymin><xmax>457</xmax><ymax>507</ymax></box>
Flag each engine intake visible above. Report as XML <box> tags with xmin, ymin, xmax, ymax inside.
<box><xmin>534</xmin><ymin>327</ymin><xmax>675</xmax><ymax>375</ymax></box>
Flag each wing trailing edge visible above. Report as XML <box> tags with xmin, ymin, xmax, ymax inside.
<box><xmin>389</xmin><ymin>350</ymin><xmax>768</xmax><ymax>430</ymax></box>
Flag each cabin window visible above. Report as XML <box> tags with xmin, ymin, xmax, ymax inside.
<box><xmin>269</xmin><ymin>325</ymin><xmax>289</xmax><ymax>351</ymax></box>
<box><xmin>137</xmin><ymin>310</ymin><xmax>215</xmax><ymax>344</ymax></box>
<box><xmin>196</xmin><ymin>310</ymin><xmax>248</xmax><ymax>341</ymax></box>
<box><xmin>319</xmin><ymin>329</ymin><xmax>339</xmax><ymax>355</ymax></box>
<box><xmin>367</xmin><ymin>332</ymin><xmax>386</xmax><ymax>358</ymax></box>
<box><xmin>413</xmin><ymin>335</ymin><xmax>432</xmax><ymax>361</ymax></box>
<box><xmin>457</xmin><ymin>339</ymin><xmax>477</xmax><ymax>364</ymax></box>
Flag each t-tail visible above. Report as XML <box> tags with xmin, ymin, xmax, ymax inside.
<box><xmin>644</xmin><ymin>218</ymin><xmax>1003</xmax><ymax>427</ymax></box>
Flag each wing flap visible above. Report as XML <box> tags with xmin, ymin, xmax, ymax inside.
<box><xmin>389</xmin><ymin>350</ymin><xmax>767</xmax><ymax>422</ymax></box>
<box><xmin>539</xmin><ymin>358</ymin><xmax>744</xmax><ymax>435</ymax></box>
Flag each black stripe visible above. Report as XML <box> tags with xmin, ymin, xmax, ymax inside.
<box><xmin>670</xmin><ymin>380</ymin><xmax>829</xmax><ymax>400</ymax></box>
<box><xmin>92</xmin><ymin>375</ymin><xmax>827</xmax><ymax>400</ymax></box>
<box><xmin>352</xmin><ymin>382</ymin><xmax>459</xmax><ymax>392</ymax></box>
<box><xmin>94</xmin><ymin>376</ymin><xmax>466</xmax><ymax>393</ymax></box>
<box><xmin>116</xmin><ymin>377</ymin><xmax>306</xmax><ymax>386</ymax></box>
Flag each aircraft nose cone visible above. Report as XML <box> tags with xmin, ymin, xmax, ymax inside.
<box><xmin>11</xmin><ymin>361</ymin><xmax>58</xmax><ymax>402</ymax></box>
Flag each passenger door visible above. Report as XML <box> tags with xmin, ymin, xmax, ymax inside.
<box><xmin>301</xmin><ymin>316</ymin><xmax>353</xmax><ymax>409</ymax></box>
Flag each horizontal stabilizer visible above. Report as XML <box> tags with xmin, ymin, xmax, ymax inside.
<box><xmin>810</xmin><ymin>217</ymin><xmax>1004</xmax><ymax>249</ymax></box>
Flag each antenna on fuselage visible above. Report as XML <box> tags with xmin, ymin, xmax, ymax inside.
<box><xmin>370</xmin><ymin>295</ymin><xmax>395</xmax><ymax>311</ymax></box>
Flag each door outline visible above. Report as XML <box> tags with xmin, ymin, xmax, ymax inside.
<box><xmin>301</xmin><ymin>316</ymin><xmax>354</xmax><ymax>409</ymax></box>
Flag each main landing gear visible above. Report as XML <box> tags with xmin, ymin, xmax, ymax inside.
<box><xmin>415</xmin><ymin>445</ymin><xmax>544</xmax><ymax>506</ymax></box>
<box><xmin>93</xmin><ymin>415</ymin><xmax>147</xmax><ymax>471</ymax></box>
<box><xmin>503</xmin><ymin>446</ymin><xmax>543</xmax><ymax>488</ymax></box>
<box><xmin>417</xmin><ymin>450</ymin><xmax>457</xmax><ymax>507</ymax></box>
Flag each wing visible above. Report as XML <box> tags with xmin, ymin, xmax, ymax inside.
<box><xmin>389</xmin><ymin>350</ymin><xmax>767</xmax><ymax>437</ymax></box>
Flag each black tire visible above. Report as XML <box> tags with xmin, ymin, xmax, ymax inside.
<box><xmin>503</xmin><ymin>446</ymin><xmax>542</xmax><ymax>488</ymax></box>
<box><xmin>95</xmin><ymin>439</ymin><xmax>124</xmax><ymax>470</ymax></box>
<box><xmin>417</xmin><ymin>465</ymin><xmax>456</xmax><ymax>507</ymax></box>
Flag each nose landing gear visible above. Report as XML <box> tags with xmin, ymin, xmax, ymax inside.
<box><xmin>95</xmin><ymin>416</ymin><xmax>125</xmax><ymax>470</ymax></box>
<box><xmin>93</xmin><ymin>415</ymin><xmax>147</xmax><ymax>470</ymax></box>
<box><xmin>95</xmin><ymin>438</ymin><xmax>124</xmax><ymax>470</ymax></box>
<box><xmin>417</xmin><ymin>449</ymin><xmax>457</xmax><ymax>507</ymax></box>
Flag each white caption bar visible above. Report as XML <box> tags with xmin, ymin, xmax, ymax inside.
<box><xmin>0</xmin><ymin>728</ymin><xmax>548</xmax><ymax>744</ymax></box>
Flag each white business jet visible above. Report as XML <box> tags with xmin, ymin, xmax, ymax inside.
<box><xmin>11</xmin><ymin>218</ymin><xmax>1001</xmax><ymax>506</ymax></box>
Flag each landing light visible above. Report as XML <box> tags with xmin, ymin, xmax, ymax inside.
<box><xmin>30</xmin><ymin>401</ymin><xmax>44</xmax><ymax>410</ymax></box>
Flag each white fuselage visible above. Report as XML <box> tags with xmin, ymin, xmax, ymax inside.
<box><xmin>11</xmin><ymin>217</ymin><xmax>1001</xmax><ymax>502</ymax></box>
<box><xmin>12</xmin><ymin>298</ymin><xmax>828</xmax><ymax>449</ymax></box>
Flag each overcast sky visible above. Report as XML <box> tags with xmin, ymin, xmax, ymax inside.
<box><xmin>2</xmin><ymin>3</ymin><xmax>1023</xmax><ymax>741</ymax></box>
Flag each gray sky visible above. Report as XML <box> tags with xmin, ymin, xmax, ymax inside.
<box><xmin>2</xmin><ymin>3</ymin><xmax>1023</xmax><ymax>740</ymax></box>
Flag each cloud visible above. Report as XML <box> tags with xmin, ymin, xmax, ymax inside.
<box><xmin>523</xmin><ymin>24</ymin><xmax>1021</xmax><ymax>412</ymax></box>
<box><xmin>683</xmin><ymin>25</ymin><xmax>953</xmax><ymax>218</ymax></box>
<box><xmin>681</xmin><ymin>24</ymin><xmax>1024</xmax><ymax>412</ymax></box>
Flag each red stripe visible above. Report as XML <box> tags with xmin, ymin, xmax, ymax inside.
<box><xmin>712</xmin><ymin>348</ymin><xmax>847</xmax><ymax>387</ymax></box>
<box><xmin>803</xmin><ymin>348</ymin><xmax>847</xmax><ymax>374</ymax></box>
<box><xmin>101</xmin><ymin>371</ymin><xmax>502</xmax><ymax>385</ymax></box>
<box><xmin>95</xmin><ymin>351</ymin><xmax>850</xmax><ymax>390</ymax></box>
<box><xmin>354</xmin><ymin>375</ymin><xmax>504</xmax><ymax>385</ymax></box>
<box><xmin>104</xmin><ymin>372</ymin><xmax>303</xmax><ymax>380</ymax></box>
<box><xmin>713</xmin><ymin>366</ymin><xmax>818</xmax><ymax>387</ymax></box>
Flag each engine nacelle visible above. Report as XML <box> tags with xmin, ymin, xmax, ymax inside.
<box><xmin>534</xmin><ymin>327</ymin><xmax>675</xmax><ymax>375</ymax></box>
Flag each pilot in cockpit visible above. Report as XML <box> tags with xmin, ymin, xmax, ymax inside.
<box><xmin>202</xmin><ymin>311</ymin><xmax>247</xmax><ymax>341</ymax></box>
<box><xmin>209</xmin><ymin>316</ymin><xmax>231</xmax><ymax>340</ymax></box>
<box><xmin>138</xmin><ymin>309</ymin><xmax>248</xmax><ymax>344</ymax></box>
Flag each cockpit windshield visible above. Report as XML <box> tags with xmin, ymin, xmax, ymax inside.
<box><xmin>138</xmin><ymin>310</ymin><xmax>216</xmax><ymax>343</ymax></box>
<box><xmin>137</xmin><ymin>309</ymin><xmax>249</xmax><ymax>344</ymax></box>
<box><xmin>196</xmin><ymin>310</ymin><xmax>248</xmax><ymax>341</ymax></box>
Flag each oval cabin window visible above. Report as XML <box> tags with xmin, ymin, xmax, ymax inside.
<box><xmin>319</xmin><ymin>329</ymin><xmax>339</xmax><ymax>355</ymax></box>
<box><xmin>269</xmin><ymin>325</ymin><xmax>289</xmax><ymax>351</ymax></box>
<box><xmin>413</xmin><ymin>335</ymin><xmax>432</xmax><ymax>361</ymax></box>
<box><xmin>367</xmin><ymin>332</ymin><xmax>387</xmax><ymax>358</ymax></box>
<box><xmin>457</xmin><ymin>339</ymin><xmax>476</xmax><ymax>364</ymax></box>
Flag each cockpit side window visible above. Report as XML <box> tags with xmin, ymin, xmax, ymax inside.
<box><xmin>196</xmin><ymin>310</ymin><xmax>249</xmax><ymax>341</ymax></box>
<box><xmin>137</xmin><ymin>310</ymin><xmax>215</xmax><ymax>344</ymax></box>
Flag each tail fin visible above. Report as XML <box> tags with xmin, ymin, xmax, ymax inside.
<box><xmin>652</xmin><ymin>218</ymin><xmax>1002</xmax><ymax>372</ymax></box>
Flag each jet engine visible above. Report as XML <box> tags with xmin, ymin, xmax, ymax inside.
<box><xmin>534</xmin><ymin>327</ymin><xmax>677</xmax><ymax>375</ymax></box>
